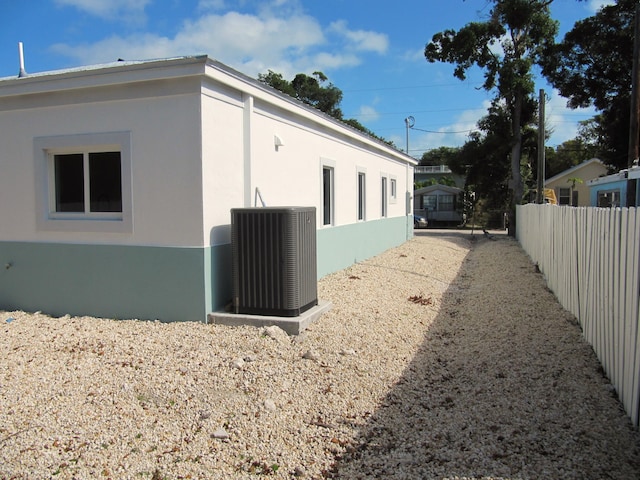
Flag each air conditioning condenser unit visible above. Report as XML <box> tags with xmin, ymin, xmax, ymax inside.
<box><xmin>231</xmin><ymin>207</ymin><xmax>317</xmax><ymax>317</ymax></box>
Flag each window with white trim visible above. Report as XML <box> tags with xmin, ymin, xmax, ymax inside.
<box><xmin>381</xmin><ymin>176</ymin><xmax>388</xmax><ymax>217</ymax></box>
<box><xmin>357</xmin><ymin>170</ymin><xmax>366</xmax><ymax>221</ymax></box>
<box><xmin>322</xmin><ymin>165</ymin><xmax>334</xmax><ymax>226</ymax></box>
<box><xmin>597</xmin><ymin>189</ymin><xmax>621</xmax><ymax>208</ymax></box>
<box><xmin>558</xmin><ymin>187</ymin><xmax>571</xmax><ymax>206</ymax></box>
<box><xmin>35</xmin><ymin>132</ymin><xmax>132</xmax><ymax>232</ymax></box>
<box><xmin>390</xmin><ymin>177</ymin><xmax>397</xmax><ymax>204</ymax></box>
<box><xmin>52</xmin><ymin>151</ymin><xmax>122</xmax><ymax>215</ymax></box>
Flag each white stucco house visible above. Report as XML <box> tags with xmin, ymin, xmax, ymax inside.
<box><xmin>0</xmin><ymin>55</ymin><xmax>416</xmax><ymax>322</ymax></box>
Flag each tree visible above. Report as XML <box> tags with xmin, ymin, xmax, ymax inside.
<box><xmin>258</xmin><ymin>70</ymin><xmax>393</xmax><ymax>145</ymax></box>
<box><xmin>567</xmin><ymin>177</ymin><xmax>583</xmax><ymax>206</ymax></box>
<box><xmin>425</xmin><ymin>0</ymin><xmax>558</xmax><ymax>235</ymax></box>
<box><xmin>450</xmin><ymin>98</ymin><xmax>538</xmax><ymax>212</ymax></box>
<box><xmin>542</xmin><ymin>0</ymin><xmax>636</xmax><ymax>170</ymax></box>
<box><xmin>259</xmin><ymin>70</ymin><xmax>342</xmax><ymax>117</ymax></box>
<box><xmin>419</xmin><ymin>146</ymin><xmax>461</xmax><ymax>166</ymax></box>
<box><xmin>544</xmin><ymin>137</ymin><xmax>600</xmax><ymax>178</ymax></box>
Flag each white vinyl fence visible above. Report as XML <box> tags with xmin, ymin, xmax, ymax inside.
<box><xmin>516</xmin><ymin>204</ymin><xmax>640</xmax><ymax>426</ymax></box>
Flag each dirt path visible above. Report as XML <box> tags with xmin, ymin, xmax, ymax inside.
<box><xmin>1</xmin><ymin>231</ymin><xmax>639</xmax><ymax>479</ymax></box>
<box><xmin>330</xmin><ymin>231</ymin><xmax>640</xmax><ymax>479</ymax></box>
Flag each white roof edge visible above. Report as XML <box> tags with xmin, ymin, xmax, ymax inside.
<box><xmin>0</xmin><ymin>55</ymin><xmax>208</xmax><ymax>83</ymax></box>
<box><xmin>587</xmin><ymin>165</ymin><xmax>640</xmax><ymax>185</ymax></box>
<box><xmin>544</xmin><ymin>158</ymin><xmax>604</xmax><ymax>185</ymax></box>
<box><xmin>203</xmin><ymin>58</ymin><xmax>416</xmax><ymax>165</ymax></box>
<box><xmin>414</xmin><ymin>184</ymin><xmax>462</xmax><ymax>194</ymax></box>
<box><xmin>0</xmin><ymin>54</ymin><xmax>416</xmax><ymax>166</ymax></box>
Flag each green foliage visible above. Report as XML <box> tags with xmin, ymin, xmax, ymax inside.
<box><xmin>258</xmin><ymin>70</ymin><xmax>392</xmax><ymax>145</ymax></box>
<box><xmin>541</xmin><ymin>0</ymin><xmax>636</xmax><ymax>170</ymax></box>
<box><xmin>425</xmin><ymin>0</ymin><xmax>558</xmax><ymax>233</ymax></box>
<box><xmin>419</xmin><ymin>146</ymin><xmax>461</xmax><ymax>166</ymax></box>
<box><xmin>544</xmin><ymin>138</ymin><xmax>600</xmax><ymax>179</ymax></box>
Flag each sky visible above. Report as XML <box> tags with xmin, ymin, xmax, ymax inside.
<box><xmin>0</xmin><ymin>0</ymin><xmax>615</xmax><ymax>159</ymax></box>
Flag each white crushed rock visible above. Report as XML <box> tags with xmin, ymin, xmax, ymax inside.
<box><xmin>1</xmin><ymin>230</ymin><xmax>639</xmax><ymax>479</ymax></box>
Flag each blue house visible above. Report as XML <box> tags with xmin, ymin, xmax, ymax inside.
<box><xmin>587</xmin><ymin>166</ymin><xmax>640</xmax><ymax>207</ymax></box>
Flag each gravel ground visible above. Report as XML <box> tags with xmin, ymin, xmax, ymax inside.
<box><xmin>1</xmin><ymin>230</ymin><xmax>639</xmax><ymax>479</ymax></box>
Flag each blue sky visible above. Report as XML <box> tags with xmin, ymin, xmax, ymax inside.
<box><xmin>0</xmin><ymin>0</ymin><xmax>613</xmax><ymax>158</ymax></box>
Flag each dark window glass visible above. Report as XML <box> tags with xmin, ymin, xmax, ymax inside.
<box><xmin>381</xmin><ymin>177</ymin><xmax>387</xmax><ymax>217</ymax></box>
<box><xmin>54</xmin><ymin>154</ymin><xmax>84</xmax><ymax>212</ymax></box>
<box><xmin>323</xmin><ymin>167</ymin><xmax>332</xmax><ymax>225</ymax></box>
<box><xmin>89</xmin><ymin>152</ymin><xmax>122</xmax><ymax>212</ymax></box>
<box><xmin>357</xmin><ymin>172</ymin><xmax>365</xmax><ymax>221</ymax></box>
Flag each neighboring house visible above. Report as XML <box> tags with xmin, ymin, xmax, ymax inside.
<box><xmin>413</xmin><ymin>184</ymin><xmax>463</xmax><ymax>225</ymax></box>
<box><xmin>414</xmin><ymin>165</ymin><xmax>465</xmax><ymax>189</ymax></box>
<box><xmin>0</xmin><ymin>55</ymin><xmax>416</xmax><ymax>322</ymax></box>
<box><xmin>587</xmin><ymin>165</ymin><xmax>640</xmax><ymax>207</ymax></box>
<box><xmin>544</xmin><ymin>158</ymin><xmax>607</xmax><ymax>207</ymax></box>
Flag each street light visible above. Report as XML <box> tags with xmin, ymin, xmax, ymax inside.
<box><xmin>404</xmin><ymin>116</ymin><xmax>415</xmax><ymax>154</ymax></box>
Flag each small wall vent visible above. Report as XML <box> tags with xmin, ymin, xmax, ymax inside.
<box><xmin>231</xmin><ymin>207</ymin><xmax>317</xmax><ymax>317</ymax></box>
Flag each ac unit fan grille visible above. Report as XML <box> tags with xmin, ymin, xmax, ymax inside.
<box><xmin>231</xmin><ymin>207</ymin><xmax>317</xmax><ymax>316</ymax></box>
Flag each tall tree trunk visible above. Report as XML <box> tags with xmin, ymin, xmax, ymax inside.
<box><xmin>508</xmin><ymin>92</ymin><xmax>524</xmax><ymax>237</ymax></box>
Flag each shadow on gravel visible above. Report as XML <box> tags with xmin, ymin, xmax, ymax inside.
<box><xmin>325</xmin><ymin>233</ymin><xmax>640</xmax><ymax>480</ymax></box>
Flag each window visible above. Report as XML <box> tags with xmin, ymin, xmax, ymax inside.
<box><xmin>439</xmin><ymin>194</ymin><xmax>455</xmax><ymax>211</ymax></box>
<box><xmin>424</xmin><ymin>195</ymin><xmax>437</xmax><ymax>211</ymax></box>
<box><xmin>322</xmin><ymin>165</ymin><xmax>334</xmax><ymax>225</ymax></box>
<box><xmin>390</xmin><ymin>177</ymin><xmax>397</xmax><ymax>204</ymax></box>
<box><xmin>381</xmin><ymin>176</ymin><xmax>388</xmax><ymax>217</ymax></box>
<box><xmin>357</xmin><ymin>171</ymin><xmax>366</xmax><ymax>221</ymax></box>
<box><xmin>35</xmin><ymin>132</ymin><xmax>132</xmax><ymax>233</ymax></box>
<box><xmin>558</xmin><ymin>187</ymin><xmax>571</xmax><ymax>205</ymax></box>
<box><xmin>597</xmin><ymin>189</ymin><xmax>621</xmax><ymax>208</ymax></box>
<box><xmin>53</xmin><ymin>151</ymin><xmax>122</xmax><ymax>214</ymax></box>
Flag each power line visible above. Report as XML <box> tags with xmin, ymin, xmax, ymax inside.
<box><xmin>342</xmin><ymin>80</ymin><xmax>482</xmax><ymax>93</ymax></box>
<box><xmin>346</xmin><ymin>106</ymin><xmax>488</xmax><ymax>118</ymax></box>
<box><xmin>411</xmin><ymin>126</ymin><xmax>476</xmax><ymax>134</ymax></box>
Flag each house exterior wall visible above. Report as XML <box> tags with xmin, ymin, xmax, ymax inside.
<box><xmin>588</xmin><ymin>175</ymin><xmax>628</xmax><ymax>207</ymax></box>
<box><xmin>199</xmin><ymin>71</ymin><xmax>414</xmax><ymax>306</ymax></box>
<box><xmin>545</xmin><ymin>161</ymin><xmax>607</xmax><ymax>207</ymax></box>
<box><xmin>0</xmin><ymin>57</ymin><xmax>415</xmax><ymax>322</ymax></box>
<box><xmin>0</xmin><ymin>72</ymin><xmax>211</xmax><ymax>321</ymax></box>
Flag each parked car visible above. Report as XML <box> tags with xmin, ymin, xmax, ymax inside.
<box><xmin>414</xmin><ymin>215</ymin><xmax>428</xmax><ymax>229</ymax></box>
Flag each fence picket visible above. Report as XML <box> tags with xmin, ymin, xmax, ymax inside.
<box><xmin>517</xmin><ymin>205</ymin><xmax>640</xmax><ymax>426</ymax></box>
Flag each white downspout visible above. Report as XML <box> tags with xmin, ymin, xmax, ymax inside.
<box><xmin>243</xmin><ymin>94</ymin><xmax>253</xmax><ymax>207</ymax></box>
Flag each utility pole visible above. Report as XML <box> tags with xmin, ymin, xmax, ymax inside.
<box><xmin>627</xmin><ymin>4</ymin><xmax>640</xmax><ymax>207</ymax></box>
<box><xmin>536</xmin><ymin>89</ymin><xmax>546</xmax><ymax>204</ymax></box>
<box><xmin>404</xmin><ymin>116</ymin><xmax>414</xmax><ymax>155</ymax></box>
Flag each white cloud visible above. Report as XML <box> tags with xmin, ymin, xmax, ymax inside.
<box><xmin>328</xmin><ymin>20</ymin><xmax>389</xmax><ymax>54</ymax></box>
<box><xmin>51</xmin><ymin>11</ymin><xmax>327</xmax><ymax>76</ymax></box>
<box><xmin>402</xmin><ymin>47</ymin><xmax>426</xmax><ymax>63</ymax></box>
<box><xmin>399</xmin><ymin>101</ymin><xmax>489</xmax><ymax>156</ymax></box>
<box><xmin>544</xmin><ymin>90</ymin><xmax>596</xmax><ymax>147</ymax></box>
<box><xmin>356</xmin><ymin>105</ymin><xmax>380</xmax><ymax>122</ymax></box>
<box><xmin>55</xmin><ymin>0</ymin><xmax>151</xmax><ymax>21</ymax></box>
<box><xmin>48</xmin><ymin>6</ymin><xmax>387</xmax><ymax>78</ymax></box>
<box><xmin>197</xmin><ymin>0</ymin><xmax>226</xmax><ymax>11</ymax></box>
<box><xmin>587</xmin><ymin>0</ymin><xmax>615</xmax><ymax>13</ymax></box>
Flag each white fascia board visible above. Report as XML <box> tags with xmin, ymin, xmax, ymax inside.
<box><xmin>586</xmin><ymin>171</ymin><xmax>627</xmax><ymax>186</ymax></box>
<box><xmin>204</xmin><ymin>59</ymin><xmax>416</xmax><ymax>167</ymax></box>
<box><xmin>0</xmin><ymin>56</ymin><xmax>208</xmax><ymax>98</ymax></box>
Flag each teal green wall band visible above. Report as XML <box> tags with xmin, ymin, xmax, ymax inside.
<box><xmin>0</xmin><ymin>242</ymin><xmax>207</xmax><ymax>322</ymax></box>
<box><xmin>317</xmin><ymin>216</ymin><xmax>410</xmax><ymax>277</ymax></box>
<box><xmin>207</xmin><ymin>243</ymin><xmax>232</xmax><ymax>314</ymax></box>
<box><xmin>0</xmin><ymin>217</ymin><xmax>408</xmax><ymax>321</ymax></box>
